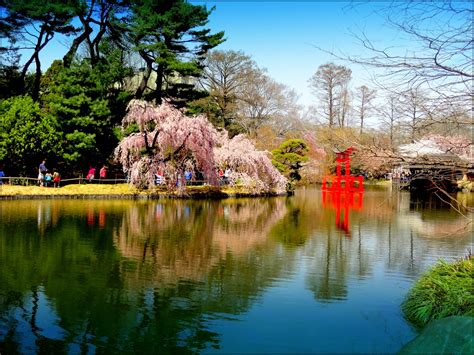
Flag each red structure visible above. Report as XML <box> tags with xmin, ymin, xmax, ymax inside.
<box><xmin>322</xmin><ymin>148</ymin><xmax>364</xmax><ymax>235</ymax></box>
<box><xmin>322</xmin><ymin>147</ymin><xmax>363</xmax><ymax>192</ymax></box>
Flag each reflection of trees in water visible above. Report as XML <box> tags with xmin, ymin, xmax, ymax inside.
<box><xmin>1</xmin><ymin>191</ymin><xmax>472</xmax><ymax>351</ymax></box>
<box><xmin>113</xmin><ymin>198</ymin><xmax>289</xmax><ymax>286</ymax></box>
<box><xmin>114</xmin><ymin>200</ymin><xmax>216</xmax><ymax>284</ymax></box>
<box><xmin>0</xmin><ymin>211</ymin><xmax>223</xmax><ymax>353</ymax></box>
<box><xmin>285</xmin><ymin>188</ymin><xmax>473</xmax><ymax>302</ymax></box>
<box><xmin>0</xmin><ymin>197</ymin><xmax>293</xmax><ymax>352</ymax></box>
<box><xmin>305</xmin><ymin>231</ymin><xmax>350</xmax><ymax>302</ymax></box>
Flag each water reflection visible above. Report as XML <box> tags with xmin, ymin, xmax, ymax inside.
<box><xmin>0</xmin><ymin>189</ymin><xmax>472</xmax><ymax>353</ymax></box>
<box><xmin>322</xmin><ymin>190</ymin><xmax>363</xmax><ymax>235</ymax></box>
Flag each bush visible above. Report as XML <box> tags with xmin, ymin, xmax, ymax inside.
<box><xmin>402</xmin><ymin>256</ymin><xmax>474</xmax><ymax>328</ymax></box>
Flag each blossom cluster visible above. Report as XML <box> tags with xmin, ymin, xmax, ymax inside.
<box><xmin>115</xmin><ymin>100</ymin><xmax>287</xmax><ymax>194</ymax></box>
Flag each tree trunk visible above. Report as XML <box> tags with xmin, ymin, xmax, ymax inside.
<box><xmin>135</xmin><ymin>51</ymin><xmax>153</xmax><ymax>99</ymax></box>
<box><xmin>155</xmin><ymin>62</ymin><xmax>164</xmax><ymax>104</ymax></box>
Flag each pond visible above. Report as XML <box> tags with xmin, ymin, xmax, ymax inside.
<box><xmin>0</xmin><ymin>187</ymin><xmax>472</xmax><ymax>353</ymax></box>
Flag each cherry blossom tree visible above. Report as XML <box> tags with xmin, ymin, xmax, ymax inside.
<box><xmin>115</xmin><ymin>100</ymin><xmax>287</xmax><ymax>194</ymax></box>
<box><xmin>115</xmin><ymin>100</ymin><xmax>219</xmax><ymax>190</ymax></box>
<box><xmin>213</xmin><ymin>133</ymin><xmax>287</xmax><ymax>194</ymax></box>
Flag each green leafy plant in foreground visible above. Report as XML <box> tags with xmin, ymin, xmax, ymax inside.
<box><xmin>402</xmin><ymin>255</ymin><xmax>474</xmax><ymax>328</ymax></box>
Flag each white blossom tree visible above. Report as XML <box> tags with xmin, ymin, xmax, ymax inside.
<box><xmin>213</xmin><ymin>133</ymin><xmax>287</xmax><ymax>194</ymax></box>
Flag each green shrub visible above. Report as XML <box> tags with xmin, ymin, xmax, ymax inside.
<box><xmin>402</xmin><ymin>256</ymin><xmax>474</xmax><ymax>328</ymax></box>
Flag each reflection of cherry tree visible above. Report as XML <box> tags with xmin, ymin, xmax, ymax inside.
<box><xmin>113</xmin><ymin>198</ymin><xmax>289</xmax><ymax>284</ymax></box>
<box><xmin>111</xmin><ymin>198</ymin><xmax>296</xmax><ymax>316</ymax></box>
<box><xmin>212</xmin><ymin>198</ymin><xmax>288</xmax><ymax>255</ymax></box>
<box><xmin>114</xmin><ymin>201</ymin><xmax>216</xmax><ymax>284</ymax></box>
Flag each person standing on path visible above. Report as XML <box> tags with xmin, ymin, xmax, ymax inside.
<box><xmin>99</xmin><ymin>165</ymin><xmax>107</xmax><ymax>183</ymax></box>
<box><xmin>38</xmin><ymin>160</ymin><xmax>48</xmax><ymax>186</ymax></box>
<box><xmin>0</xmin><ymin>166</ymin><xmax>5</xmax><ymax>185</ymax></box>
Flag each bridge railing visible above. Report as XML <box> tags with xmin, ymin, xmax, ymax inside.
<box><xmin>0</xmin><ymin>176</ymin><xmax>221</xmax><ymax>187</ymax></box>
<box><xmin>0</xmin><ymin>176</ymin><xmax>129</xmax><ymax>186</ymax></box>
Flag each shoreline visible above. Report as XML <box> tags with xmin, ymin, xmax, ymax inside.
<box><xmin>0</xmin><ymin>184</ymin><xmax>287</xmax><ymax>200</ymax></box>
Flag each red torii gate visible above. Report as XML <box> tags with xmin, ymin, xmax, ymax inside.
<box><xmin>322</xmin><ymin>147</ymin><xmax>364</xmax><ymax>192</ymax></box>
<box><xmin>321</xmin><ymin>147</ymin><xmax>364</xmax><ymax>235</ymax></box>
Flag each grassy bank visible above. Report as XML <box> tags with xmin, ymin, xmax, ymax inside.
<box><xmin>402</xmin><ymin>255</ymin><xmax>474</xmax><ymax>328</ymax></box>
<box><xmin>0</xmin><ymin>184</ymin><xmax>281</xmax><ymax>199</ymax></box>
<box><xmin>0</xmin><ymin>184</ymin><xmax>140</xmax><ymax>196</ymax></box>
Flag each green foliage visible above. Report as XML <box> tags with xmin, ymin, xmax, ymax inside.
<box><xmin>0</xmin><ymin>95</ymin><xmax>61</xmax><ymax>175</ymax></box>
<box><xmin>41</xmin><ymin>59</ymin><xmax>130</xmax><ymax>173</ymax></box>
<box><xmin>402</xmin><ymin>257</ymin><xmax>474</xmax><ymax>328</ymax></box>
<box><xmin>0</xmin><ymin>65</ymin><xmax>24</xmax><ymax>99</ymax></box>
<box><xmin>271</xmin><ymin>139</ymin><xmax>309</xmax><ymax>183</ymax></box>
<box><xmin>129</xmin><ymin>0</ymin><xmax>224</xmax><ymax>104</ymax></box>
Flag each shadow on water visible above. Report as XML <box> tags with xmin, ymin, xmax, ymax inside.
<box><xmin>0</xmin><ymin>188</ymin><xmax>472</xmax><ymax>353</ymax></box>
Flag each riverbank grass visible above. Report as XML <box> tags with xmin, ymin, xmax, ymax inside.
<box><xmin>402</xmin><ymin>256</ymin><xmax>474</xmax><ymax>328</ymax></box>
<box><xmin>0</xmin><ymin>184</ymin><xmax>276</xmax><ymax>198</ymax></box>
<box><xmin>0</xmin><ymin>184</ymin><xmax>139</xmax><ymax>196</ymax></box>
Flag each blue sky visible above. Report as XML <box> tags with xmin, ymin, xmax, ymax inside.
<box><xmin>198</xmin><ymin>1</ymin><xmax>398</xmax><ymax>108</ymax></box>
<box><xmin>17</xmin><ymin>1</ymin><xmax>405</xmax><ymax>116</ymax></box>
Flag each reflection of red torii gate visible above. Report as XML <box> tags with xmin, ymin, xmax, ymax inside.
<box><xmin>322</xmin><ymin>147</ymin><xmax>364</xmax><ymax>235</ymax></box>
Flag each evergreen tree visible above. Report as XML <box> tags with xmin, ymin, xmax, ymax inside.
<box><xmin>128</xmin><ymin>0</ymin><xmax>224</xmax><ymax>106</ymax></box>
<box><xmin>272</xmin><ymin>139</ymin><xmax>309</xmax><ymax>186</ymax></box>
<box><xmin>41</xmin><ymin>59</ymin><xmax>131</xmax><ymax>174</ymax></box>
<box><xmin>1</xmin><ymin>0</ymin><xmax>77</xmax><ymax>99</ymax></box>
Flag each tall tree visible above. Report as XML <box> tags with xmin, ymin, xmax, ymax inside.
<box><xmin>378</xmin><ymin>94</ymin><xmax>402</xmax><ymax>151</ymax></box>
<box><xmin>308</xmin><ymin>63</ymin><xmax>352</xmax><ymax>127</ymax></box>
<box><xmin>341</xmin><ymin>1</ymin><xmax>472</xmax><ymax>111</ymax></box>
<box><xmin>399</xmin><ymin>88</ymin><xmax>430</xmax><ymax>143</ymax></box>
<box><xmin>196</xmin><ymin>50</ymin><xmax>256</xmax><ymax>129</ymax></box>
<box><xmin>337</xmin><ymin>86</ymin><xmax>351</xmax><ymax>128</ymax></box>
<box><xmin>236</xmin><ymin>69</ymin><xmax>288</xmax><ymax>137</ymax></box>
<box><xmin>355</xmin><ymin>85</ymin><xmax>376</xmax><ymax>134</ymax></box>
<box><xmin>62</xmin><ymin>0</ymin><xmax>129</xmax><ymax>68</ymax></box>
<box><xmin>41</xmin><ymin>59</ymin><xmax>129</xmax><ymax>174</ymax></box>
<box><xmin>128</xmin><ymin>0</ymin><xmax>224</xmax><ymax>105</ymax></box>
<box><xmin>1</xmin><ymin>0</ymin><xmax>77</xmax><ymax>100</ymax></box>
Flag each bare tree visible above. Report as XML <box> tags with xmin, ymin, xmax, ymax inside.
<box><xmin>340</xmin><ymin>1</ymin><xmax>472</xmax><ymax>109</ymax></box>
<box><xmin>265</xmin><ymin>88</ymin><xmax>304</xmax><ymax>138</ymax></box>
<box><xmin>197</xmin><ymin>50</ymin><xmax>257</xmax><ymax>129</ymax></box>
<box><xmin>377</xmin><ymin>94</ymin><xmax>403</xmax><ymax>150</ymax></box>
<box><xmin>237</xmin><ymin>69</ymin><xmax>287</xmax><ymax>136</ymax></box>
<box><xmin>308</xmin><ymin>63</ymin><xmax>352</xmax><ymax>127</ymax></box>
<box><xmin>337</xmin><ymin>86</ymin><xmax>351</xmax><ymax>128</ymax></box>
<box><xmin>398</xmin><ymin>88</ymin><xmax>433</xmax><ymax>143</ymax></box>
<box><xmin>355</xmin><ymin>85</ymin><xmax>376</xmax><ymax>134</ymax></box>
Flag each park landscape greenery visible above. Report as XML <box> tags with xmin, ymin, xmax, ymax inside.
<box><xmin>0</xmin><ymin>0</ymin><xmax>473</xmax><ymax>345</ymax></box>
<box><xmin>0</xmin><ymin>0</ymin><xmax>472</xmax><ymax>193</ymax></box>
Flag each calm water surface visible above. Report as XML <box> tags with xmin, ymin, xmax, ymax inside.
<box><xmin>0</xmin><ymin>187</ymin><xmax>472</xmax><ymax>353</ymax></box>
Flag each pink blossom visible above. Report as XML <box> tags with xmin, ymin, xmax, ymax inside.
<box><xmin>115</xmin><ymin>100</ymin><xmax>287</xmax><ymax>194</ymax></box>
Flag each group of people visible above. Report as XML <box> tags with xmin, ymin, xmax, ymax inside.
<box><xmin>36</xmin><ymin>160</ymin><xmax>109</xmax><ymax>187</ymax></box>
<box><xmin>219</xmin><ymin>167</ymin><xmax>231</xmax><ymax>184</ymax></box>
<box><xmin>154</xmin><ymin>169</ymin><xmax>194</xmax><ymax>186</ymax></box>
<box><xmin>86</xmin><ymin>165</ymin><xmax>107</xmax><ymax>182</ymax></box>
<box><xmin>38</xmin><ymin>160</ymin><xmax>60</xmax><ymax>187</ymax></box>
<box><xmin>153</xmin><ymin>167</ymin><xmax>232</xmax><ymax>187</ymax></box>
